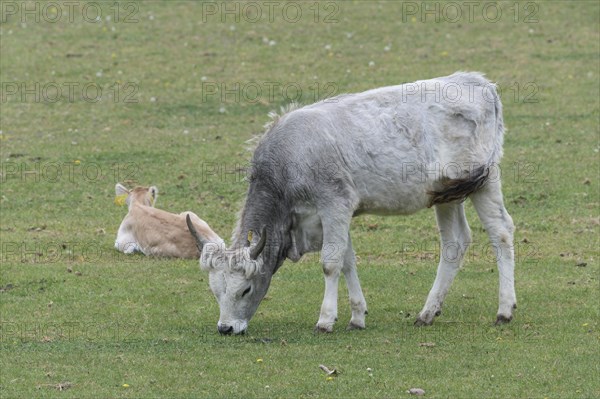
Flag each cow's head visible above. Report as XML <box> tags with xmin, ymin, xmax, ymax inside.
<box><xmin>186</xmin><ymin>215</ymin><xmax>270</xmax><ymax>335</ymax></box>
<box><xmin>115</xmin><ymin>183</ymin><xmax>158</xmax><ymax>210</ymax></box>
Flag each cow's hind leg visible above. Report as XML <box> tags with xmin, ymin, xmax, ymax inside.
<box><xmin>469</xmin><ymin>180</ymin><xmax>516</xmax><ymax>324</ymax></box>
<box><xmin>315</xmin><ymin>211</ymin><xmax>352</xmax><ymax>333</ymax></box>
<box><xmin>343</xmin><ymin>234</ymin><xmax>368</xmax><ymax>330</ymax></box>
<box><xmin>416</xmin><ymin>202</ymin><xmax>471</xmax><ymax>326</ymax></box>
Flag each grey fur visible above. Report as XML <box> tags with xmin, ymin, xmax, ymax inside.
<box><xmin>198</xmin><ymin>72</ymin><xmax>516</xmax><ymax>334</ymax></box>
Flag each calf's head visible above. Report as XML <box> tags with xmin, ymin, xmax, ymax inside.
<box><xmin>115</xmin><ymin>183</ymin><xmax>158</xmax><ymax>210</ymax></box>
<box><xmin>186</xmin><ymin>215</ymin><xmax>269</xmax><ymax>335</ymax></box>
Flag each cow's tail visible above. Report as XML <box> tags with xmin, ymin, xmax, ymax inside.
<box><xmin>488</xmin><ymin>81</ymin><xmax>505</xmax><ymax>166</ymax></box>
<box><xmin>428</xmin><ymin>81</ymin><xmax>504</xmax><ymax>207</ymax></box>
<box><xmin>427</xmin><ymin>165</ymin><xmax>491</xmax><ymax>207</ymax></box>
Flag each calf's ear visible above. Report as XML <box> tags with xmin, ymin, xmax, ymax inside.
<box><xmin>149</xmin><ymin>186</ymin><xmax>158</xmax><ymax>205</ymax></box>
<box><xmin>115</xmin><ymin>183</ymin><xmax>129</xmax><ymax>196</ymax></box>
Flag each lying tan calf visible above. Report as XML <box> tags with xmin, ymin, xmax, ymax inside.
<box><xmin>114</xmin><ymin>183</ymin><xmax>222</xmax><ymax>258</ymax></box>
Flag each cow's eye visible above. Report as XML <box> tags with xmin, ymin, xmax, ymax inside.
<box><xmin>241</xmin><ymin>286</ymin><xmax>251</xmax><ymax>298</ymax></box>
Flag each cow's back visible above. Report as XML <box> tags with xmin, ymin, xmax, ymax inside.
<box><xmin>254</xmin><ymin>72</ymin><xmax>503</xmax><ymax>215</ymax></box>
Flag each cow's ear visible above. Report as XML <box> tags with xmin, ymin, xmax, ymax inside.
<box><xmin>115</xmin><ymin>183</ymin><xmax>129</xmax><ymax>196</ymax></box>
<box><xmin>149</xmin><ymin>186</ymin><xmax>158</xmax><ymax>205</ymax></box>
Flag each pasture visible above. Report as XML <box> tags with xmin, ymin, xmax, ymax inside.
<box><xmin>1</xmin><ymin>1</ymin><xmax>598</xmax><ymax>398</ymax></box>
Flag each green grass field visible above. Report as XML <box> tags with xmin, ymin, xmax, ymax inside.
<box><xmin>1</xmin><ymin>1</ymin><xmax>598</xmax><ymax>398</ymax></box>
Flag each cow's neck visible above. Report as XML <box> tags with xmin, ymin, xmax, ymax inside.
<box><xmin>233</xmin><ymin>183</ymin><xmax>290</xmax><ymax>273</ymax></box>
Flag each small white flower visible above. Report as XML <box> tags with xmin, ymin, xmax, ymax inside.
<box><xmin>150</xmin><ymin>97</ymin><xmax>156</xmax><ymax>102</ymax></box>
<box><xmin>219</xmin><ymin>107</ymin><xmax>226</xmax><ymax>113</ymax></box>
<box><xmin>528</xmin><ymin>28</ymin><xmax>534</xmax><ymax>34</ymax></box>
<box><xmin>117</xmin><ymin>70</ymin><xmax>123</xmax><ymax>75</ymax></box>
<box><xmin>201</xmin><ymin>76</ymin><xmax>207</xmax><ymax>81</ymax></box>
<box><xmin>324</xmin><ymin>44</ymin><xmax>332</xmax><ymax>50</ymax></box>
<box><xmin>345</xmin><ymin>32</ymin><xmax>354</xmax><ymax>39</ymax></box>
<box><xmin>262</xmin><ymin>37</ymin><xmax>269</xmax><ymax>44</ymax></box>
<box><xmin>368</xmin><ymin>61</ymin><xmax>375</xmax><ymax>67</ymax></box>
<box><xmin>183</xmin><ymin>130</ymin><xmax>189</xmax><ymax>135</ymax></box>
<box><xmin>105</xmin><ymin>15</ymin><xmax>112</xmax><ymax>22</ymax></box>
<box><xmin>111</xmin><ymin>26</ymin><xmax>116</xmax><ymax>32</ymax></box>
<box><xmin>268</xmin><ymin>40</ymin><xmax>276</xmax><ymax>46</ymax></box>
<box><xmin>230</xmin><ymin>25</ymin><xmax>236</xmax><ymax>31</ymax></box>
<box><xmin>149</xmin><ymin>15</ymin><xmax>155</xmax><ymax>20</ymax></box>
<box><xmin>96</xmin><ymin>71</ymin><xmax>103</xmax><ymax>77</ymax></box>
<box><xmin>384</xmin><ymin>45</ymin><xmax>391</xmax><ymax>52</ymax></box>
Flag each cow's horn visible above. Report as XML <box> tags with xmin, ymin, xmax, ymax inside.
<box><xmin>186</xmin><ymin>214</ymin><xmax>208</xmax><ymax>252</ymax></box>
<box><xmin>249</xmin><ymin>227</ymin><xmax>267</xmax><ymax>260</ymax></box>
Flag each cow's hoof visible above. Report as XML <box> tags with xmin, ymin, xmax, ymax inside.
<box><xmin>346</xmin><ymin>322</ymin><xmax>365</xmax><ymax>331</ymax></box>
<box><xmin>495</xmin><ymin>314</ymin><xmax>513</xmax><ymax>325</ymax></box>
<box><xmin>414</xmin><ymin>317</ymin><xmax>433</xmax><ymax>327</ymax></box>
<box><xmin>314</xmin><ymin>324</ymin><xmax>334</xmax><ymax>333</ymax></box>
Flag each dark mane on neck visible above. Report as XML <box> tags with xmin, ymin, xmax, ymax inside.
<box><xmin>232</xmin><ymin>177</ymin><xmax>291</xmax><ymax>271</ymax></box>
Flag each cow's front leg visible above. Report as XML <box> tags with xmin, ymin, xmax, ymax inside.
<box><xmin>315</xmin><ymin>211</ymin><xmax>352</xmax><ymax>333</ymax></box>
<box><xmin>315</xmin><ymin>263</ymin><xmax>341</xmax><ymax>333</ymax></box>
<box><xmin>343</xmin><ymin>234</ymin><xmax>367</xmax><ymax>330</ymax></box>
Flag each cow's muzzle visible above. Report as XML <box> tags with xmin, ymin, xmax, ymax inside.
<box><xmin>217</xmin><ymin>324</ymin><xmax>233</xmax><ymax>335</ymax></box>
<box><xmin>217</xmin><ymin>321</ymin><xmax>247</xmax><ymax>335</ymax></box>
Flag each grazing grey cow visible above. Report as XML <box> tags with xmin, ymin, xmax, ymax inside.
<box><xmin>187</xmin><ymin>72</ymin><xmax>516</xmax><ymax>334</ymax></box>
